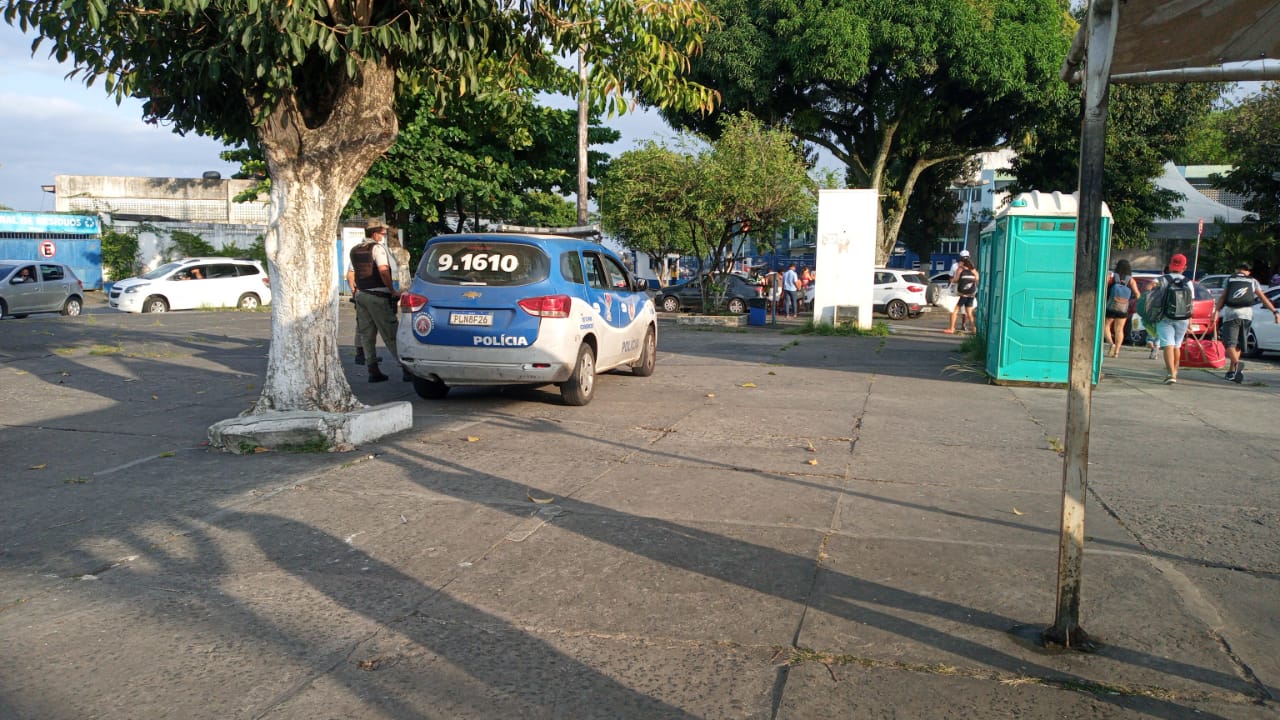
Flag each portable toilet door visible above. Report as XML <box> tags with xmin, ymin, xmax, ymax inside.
<box><xmin>981</xmin><ymin>192</ymin><xmax>1112</xmax><ymax>386</ymax></box>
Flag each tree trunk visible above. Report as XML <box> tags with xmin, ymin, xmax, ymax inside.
<box><xmin>577</xmin><ymin>48</ymin><xmax>590</xmax><ymax>225</ymax></box>
<box><xmin>249</xmin><ymin>59</ymin><xmax>398</xmax><ymax>414</ymax></box>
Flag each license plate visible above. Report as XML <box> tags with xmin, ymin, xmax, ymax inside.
<box><xmin>450</xmin><ymin>312</ymin><xmax>493</xmax><ymax>326</ymax></box>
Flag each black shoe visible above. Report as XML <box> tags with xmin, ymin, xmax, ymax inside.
<box><xmin>1225</xmin><ymin>369</ymin><xmax>1236</xmax><ymax>381</ymax></box>
<box><xmin>1233</xmin><ymin>362</ymin><xmax>1244</xmax><ymax>384</ymax></box>
<box><xmin>369</xmin><ymin>372</ymin><xmax>389</xmax><ymax>383</ymax></box>
<box><xmin>354</xmin><ymin>349</ymin><xmax>365</xmax><ymax>365</ymax></box>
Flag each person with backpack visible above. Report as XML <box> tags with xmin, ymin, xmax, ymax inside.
<box><xmin>943</xmin><ymin>256</ymin><xmax>979</xmax><ymax>334</ymax></box>
<box><xmin>1144</xmin><ymin>253</ymin><xmax>1195</xmax><ymax>384</ymax></box>
<box><xmin>1214</xmin><ymin>262</ymin><xmax>1279</xmax><ymax>384</ymax></box>
<box><xmin>1104</xmin><ymin>259</ymin><xmax>1141</xmax><ymax>358</ymax></box>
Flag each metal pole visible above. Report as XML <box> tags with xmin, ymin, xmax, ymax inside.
<box><xmin>1192</xmin><ymin>217</ymin><xmax>1203</xmax><ymax>279</ymax></box>
<box><xmin>1044</xmin><ymin>0</ymin><xmax>1116</xmax><ymax>651</ymax></box>
<box><xmin>961</xmin><ymin>185</ymin><xmax>973</xmax><ymax>252</ymax></box>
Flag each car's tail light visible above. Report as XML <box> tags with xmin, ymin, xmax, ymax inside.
<box><xmin>400</xmin><ymin>292</ymin><xmax>428</xmax><ymax>312</ymax></box>
<box><xmin>907</xmin><ymin>285</ymin><xmax>925</xmax><ymax>293</ymax></box>
<box><xmin>261</xmin><ymin>277</ymin><xmax>271</xmax><ymax>288</ymax></box>
<box><xmin>518</xmin><ymin>295</ymin><xmax>571</xmax><ymax>318</ymax></box>
<box><xmin>77</xmin><ymin>279</ymin><xmax>83</xmax><ymax>290</ymax></box>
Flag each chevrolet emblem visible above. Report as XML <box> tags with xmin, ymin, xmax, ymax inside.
<box><xmin>462</xmin><ymin>291</ymin><xmax>482</xmax><ymax>299</ymax></box>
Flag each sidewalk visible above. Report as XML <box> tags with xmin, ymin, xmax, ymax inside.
<box><xmin>1</xmin><ymin>307</ymin><xmax>1276</xmax><ymax>718</ymax></box>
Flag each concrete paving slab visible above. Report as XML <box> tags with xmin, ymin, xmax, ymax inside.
<box><xmin>851</xmin><ymin>435</ymin><xmax>1065</xmax><ymax>490</ymax></box>
<box><xmin>798</xmin><ymin>538</ymin><xmax>1258</xmax><ymax>700</ymax></box>
<box><xmin>1093</xmin><ymin>496</ymin><xmax>1280</xmax><ymax>574</ymax></box>
<box><xmin>575</xmin><ymin>464</ymin><xmax>845</xmax><ymax>529</ymax></box>
<box><xmin>777</xmin><ymin>663</ymin><xmax>1274</xmax><ymax>719</ymax></box>
<box><xmin>424</xmin><ymin>514</ymin><xmax>820</xmax><ymax>648</ymax></box>
<box><xmin>834</xmin><ymin>479</ymin><xmax>1138</xmax><ymax>550</ymax></box>
<box><xmin>1179</xmin><ymin>564</ymin><xmax>1280</xmax><ymax>699</ymax></box>
<box><xmin>265</xmin><ymin>618</ymin><xmax>778</xmax><ymax>720</ymax></box>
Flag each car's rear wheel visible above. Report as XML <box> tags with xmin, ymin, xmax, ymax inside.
<box><xmin>726</xmin><ymin>297</ymin><xmax>747</xmax><ymax>314</ymax></box>
<box><xmin>560</xmin><ymin>343</ymin><xmax>596</xmax><ymax>406</ymax></box>
<box><xmin>925</xmin><ymin>284</ymin><xmax>941</xmax><ymax>305</ymax></box>
<box><xmin>632</xmin><ymin>328</ymin><xmax>656</xmax><ymax>377</ymax></box>
<box><xmin>0</xmin><ymin>299</ymin><xmax>8</xmax><ymax>318</ymax></box>
<box><xmin>1244</xmin><ymin>328</ymin><xmax>1260</xmax><ymax>358</ymax></box>
<box><xmin>61</xmin><ymin>296</ymin><xmax>82</xmax><ymax>316</ymax></box>
<box><xmin>886</xmin><ymin>299</ymin><xmax>908</xmax><ymax>320</ymax></box>
<box><xmin>237</xmin><ymin>293</ymin><xmax>261</xmax><ymax>310</ymax></box>
<box><xmin>660</xmin><ymin>295</ymin><xmax>680</xmax><ymax>313</ymax></box>
<box><xmin>143</xmin><ymin>296</ymin><xmax>169</xmax><ymax>313</ymax></box>
<box><xmin>412</xmin><ymin>376</ymin><xmax>450</xmax><ymax>399</ymax></box>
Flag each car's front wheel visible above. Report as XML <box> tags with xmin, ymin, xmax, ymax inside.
<box><xmin>886</xmin><ymin>299</ymin><xmax>909</xmax><ymax>320</ymax></box>
<box><xmin>560</xmin><ymin>343</ymin><xmax>596</xmax><ymax>406</ymax></box>
<box><xmin>61</xmin><ymin>296</ymin><xmax>82</xmax><ymax>316</ymax></box>
<box><xmin>726</xmin><ymin>297</ymin><xmax>747</xmax><ymax>314</ymax></box>
<box><xmin>631</xmin><ymin>328</ymin><xmax>656</xmax><ymax>377</ymax></box>
<box><xmin>237</xmin><ymin>293</ymin><xmax>261</xmax><ymax>310</ymax></box>
<box><xmin>143</xmin><ymin>296</ymin><xmax>169</xmax><ymax>313</ymax></box>
<box><xmin>0</xmin><ymin>299</ymin><xmax>7</xmax><ymax>318</ymax></box>
<box><xmin>660</xmin><ymin>295</ymin><xmax>680</xmax><ymax>313</ymax></box>
<box><xmin>412</xmin><ymin>376</ymin><xmax>450</xmax><ymax>399</ymax></box>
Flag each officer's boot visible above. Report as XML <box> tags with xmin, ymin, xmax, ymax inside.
<box><xmin>367</xmin><ymin>361</ymin><xmax>389</xmax><ymax>383</ymax></box>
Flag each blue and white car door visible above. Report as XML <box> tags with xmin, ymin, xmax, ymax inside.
<box><xmin>582</xmin><ymin>252</ymin><xmax>646</xmax><ymax>367</ymax></box>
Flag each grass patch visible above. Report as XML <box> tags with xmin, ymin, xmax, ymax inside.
<box><xmin>88</xmin><ymin>344</ymin><xmax>124</xmax><ymax>356</ymax></box>
<box><xmin>687</xmin><ymin>326</ymin><xmax>749</xmax><ymax>333</ymax></box>
<box><xmin>52</xmin><ymin>347</ymin><xmax>77</xmax><ymax>356</ymax></box>
<box><xmin>783</xmin><ymin>320</ymin><xmax>891</xmax><ymax>337</ymax></box>
<box><xmin>63</xmin><ymin>476</ymin><xmax>93</xmax><ymax>484</ymax></box>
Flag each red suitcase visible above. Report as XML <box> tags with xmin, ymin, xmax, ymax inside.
<box><xmin>1181</xmin><ymin>329</ymin><xmax>1226</xmax><ymax>369</ymax></box>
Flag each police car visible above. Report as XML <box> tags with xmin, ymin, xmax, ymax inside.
<box><xmin>396</xmin><ymin>233</ymin><xmax>657</xmax><ymax>405</ymax></box>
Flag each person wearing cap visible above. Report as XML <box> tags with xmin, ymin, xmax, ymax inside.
<box><xmin>1154</xmin><ymin>253</ymin><xmax>1193</xmax><ymax>384</ymax></box>
<box><xmin>1214</xmin><ymin>261</ymin><xmax>1279</xmax><ymax>384</ymax></box>
<box><xmin>346</xmin><ymin>224</ymin><xmax>406</xmax><ymax>383</ymax></box>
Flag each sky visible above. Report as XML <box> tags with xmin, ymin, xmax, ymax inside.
<box><xmin>0</xmin><ymin>22</ymin><xmax>678</xmax><ymax>213</ymax></box>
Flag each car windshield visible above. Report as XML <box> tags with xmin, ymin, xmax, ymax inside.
<box><xmin>419</xmin><ymin>241</ymin><xmax>550</xmax><ymax>286</ymax></box>
<box><xmin>142</xmin><ymin>262</ymin><xmax>185</xmax><ymax>280</ymax></box>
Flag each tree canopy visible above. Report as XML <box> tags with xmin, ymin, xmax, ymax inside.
<box><xmin>1009</xmin><ymin>82</ymin><xmax>1226</xmax><ymax>249</ymax></box>
<box><xmin>661</xmin><ymin>0</ymin><xmax>1073</xmax><ymax>263</ymax></box>
<box><xmin>1212</xmin><ymin>84</ymin><xmax>1280</xmax><ymax>273</ymax></box>
<box><xmin>3</xmin><ymin>0</ymin><xmax>717</xmax><ymax>420</ymax></box>
<box><xmin>598</xmin><ymin>113</ymin><xmax>812</xmax><ymax>294</ymax></box>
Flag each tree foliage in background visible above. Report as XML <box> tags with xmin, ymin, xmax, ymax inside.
<box><xmin>661</xmin><ymin>0</ymin><xmax>1072</xmax><ymax>264</ymax></box>
<box><xmin>1169</xmin><ymin>104</ymin><xmax>1235</xmax><ymax>166</ymax></box>
<box><xmin>1212</xmin><ymin>84</ymin><xmax>1280</xmax><ymax>274</ymax></box>
<box><xmin>599</xmin><ymin>113</ymin><xmax>812</xmax><ymax>307</ymax></box>
<box><xmin>344</xmin><ymin>85</ymin><xmax>617</xmax><ymax>264</ymax></box>
<box><xmin>100</xmin><ymin>228</ymin><xmax>141</xmax><ymax>281</ymax></box>
<box><xmin>1008</xmin><ymin>82</ymin><xmax>1226</xmax><ymax>249</ymax></box>
<box><xmin>3</xmin><ymin>0</ymin><xmax>718</xmax><ymax>416</ymax></box>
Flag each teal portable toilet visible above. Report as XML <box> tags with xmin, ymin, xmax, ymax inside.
<box><xmin>976</xmin><ymin>191</ymin><xmax>1112</xmax><ymax>386</ymax></box>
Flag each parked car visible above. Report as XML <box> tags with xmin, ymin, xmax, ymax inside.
<box><xmin>927</xmin><ymin>272</ymin><xmax>952</xmax><ymax>306</ymax></box>
<box><xmin>0</xmin><ymin>261</ymin><xmax>84</xmax><ymax>318</ymax></box>
<box><xmin>657</xmin><ymin>272</ymin><xmax>760</xmax><ymax>314</ymax></box>
<box><xmin>873</xmin><ymin>268</ymin><xmax>930</xmax><ymax>320</ymax></box>
<box><xmin>1125</xmin><ymin>273</ymin><xmax>1215</xmax><ymax>345</ymax></box>
<box><xmin>396</xmin><ymin>233</ymin><xmax>657</xmax><ymax>405</ymax></box>
<box><xmin>1195</xmin><ymin>274</ymin><xmax>1232</xmax><ymax>298</ymax></box>
<box><xmin>1244</xmin><ymin>286</ymin><xmax>1280</xmax><ymax>357</ymax></box>
<box><xmin>109</xmin><ymin>257</ymin><xmax>271</xmax><ymax>313</ymax></box>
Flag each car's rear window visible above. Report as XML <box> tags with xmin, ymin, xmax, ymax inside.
<box><xmin>419</xmin><ymin>241</ymin><xmax>550</xmax><ymax>286</ymax></box>
<box><xmin>902</xmin><ymin>273</ymin><xmax>929</xmax><ymax>284</ymax></box>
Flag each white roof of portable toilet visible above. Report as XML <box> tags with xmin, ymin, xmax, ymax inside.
<box><xmin>983</xmin><ymin>191</ymin><xmax>1112</xmax><ymax>233</ymax></box>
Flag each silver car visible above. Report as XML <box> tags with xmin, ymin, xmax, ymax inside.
<box><xmin>0</xmin><ymin>261</ymin><xmax>85</xmax><ymax>319</ymax></box>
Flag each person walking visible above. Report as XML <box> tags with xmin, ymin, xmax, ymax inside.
<box><xmin>943</xmin><ymin>257</ymin><xmax>978</xmax><ymax>334</ymax></box>
<box><xmin>1153</xmin><ymin>254</ymin><xmax>1194</xmax><ymax>385</ymax></box>
<box><xmin>1215</xmin><ymin>261</ymin><xmax>1279</xmax><ymax>384</ymax></box>
<box><xmin>346</xmin><ymin>224</ymin><xmax>406</xmax><ymax>383</ymax></box>
<box><xmin>782</xmin><ymin>264</ymin><xmax>799</xmax><ymax>318</ymax></box>
<box><xmin>1104</xmin><ymin>259</ymin><xmax>1140</xmax><ymax>358</ymax></box>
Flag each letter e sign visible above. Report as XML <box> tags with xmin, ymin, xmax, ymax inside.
<box><xmin>39</xmin><ymin>240</ymin><xmax>57</xmax><ymax>258</ymax></box>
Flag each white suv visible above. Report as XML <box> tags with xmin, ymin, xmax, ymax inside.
<box><xmin>873</xmin><ymin>268</ymin><xmax>930</xmax><ymax>320</ymax></box>
<box><xmin>109</xmin><ymin>257</ymin><xmax>271</xmax><ymax>313</ymax></box>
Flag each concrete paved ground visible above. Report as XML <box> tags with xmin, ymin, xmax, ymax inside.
<box><xmin>1</xmin><ymin>298</ymin><xmax>1277</xmax><ymax>719</ymax></box>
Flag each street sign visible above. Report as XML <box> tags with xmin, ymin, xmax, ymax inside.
<box><xmin>39</xmin><ymin>240</ymin><xmax>57</xmax><ymax>258</ymax></box>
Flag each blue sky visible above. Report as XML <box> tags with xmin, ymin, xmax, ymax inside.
<box><xmin>0</xmin><ymin>22</ymin><xmax>677</xmax><ymax>213</ymax></box>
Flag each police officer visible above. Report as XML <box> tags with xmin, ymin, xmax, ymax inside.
<box><xmin>346</xmin><ymin>224</ymin><xmax>406</xmax><ymax>383</ymax></box>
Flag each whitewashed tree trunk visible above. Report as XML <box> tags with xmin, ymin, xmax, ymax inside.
<box><xmin>248</xmin><ymin>59</ymin><xmax>398</xmax><ymax>414</ymax></box>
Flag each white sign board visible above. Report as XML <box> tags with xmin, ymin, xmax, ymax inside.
<box><xmin>814</xmin><ymin>189</ymin><xmax>878</xmax><ymax>327</ymax></box>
